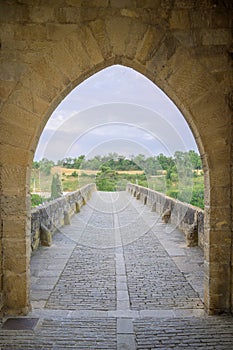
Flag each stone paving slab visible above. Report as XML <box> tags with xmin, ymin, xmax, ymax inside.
<box><xmin>0</xmin><ymin>318</ymin><xmax>117</xmax><ymax>349</ymax></box>
<box><xmin>46</xmin><ymin>245</ymin><xmax>116</xmax><ymax>311</ymax></box>
<box><xmin>134</xmin><ymin>316</ymin><xmax>233</xmax><ymax>349</ymax></box>
<box><xmin>123</xmin><ymin>230</ymin><xmax>203</xmax><ymax>310</ymax></box>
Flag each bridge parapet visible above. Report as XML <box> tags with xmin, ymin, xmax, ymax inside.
<box><xmin>126</xmin><ymin>183</ymin><xmax>204</xmax><ymax>249</ymax></box>
<box><xmin>31</xmin><ymin>183</ymin><xmax>96</xmax><ymax>251</ymax></box>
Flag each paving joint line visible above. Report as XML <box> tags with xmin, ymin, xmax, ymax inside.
<box><xmin>112</xmin><ymin>193</ymin><xmax>136</xmax><ymax>350</ymax></box>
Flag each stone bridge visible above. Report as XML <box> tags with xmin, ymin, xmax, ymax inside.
<box><xmin>1</xmin><ymin>187</ymin><xmax>233</xmax><ymax>349</ymax></box>
<box><xmin>31</xmin><ymin>184</ymin><xmax>204</xmax><ymax>252</ymax></box>
<box><xmin>0</xmin><ymin>0</ymin><xmax>232</xmax><ymax>319</ymax></box>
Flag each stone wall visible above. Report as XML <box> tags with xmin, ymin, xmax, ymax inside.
<box><xmin>31</xmin><ymin>184</ymin><xmax>96</xmax><ymax>251</ymax></box>
<box><xmin>126</xmin><ymin>183</ymin><xmax>204</xmax><ymax>249</ymax></box>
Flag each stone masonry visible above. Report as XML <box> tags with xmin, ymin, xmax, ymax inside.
<box><xmin>127</xmin><ymin>183</ymin><xmax>204</xmax><ymax>248</ymax></box>
<box><xmin>0</xmin><ymin>0</ymin><xmax>232</xmax><ymax>315</ymax></box>
<box><xmin>31</xmin><ymin>183</ymin><xmax>96</xmax><ymax>250</ymax></box>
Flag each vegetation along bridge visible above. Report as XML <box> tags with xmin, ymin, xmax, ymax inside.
<box><xmin>1</xmin><ymin>185</ymin><xmax>233</xmax><ymax>349</ymax></box>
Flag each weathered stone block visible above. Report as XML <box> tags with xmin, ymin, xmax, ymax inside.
<box><xmin>169</xmin><ymin>10</ymin><xmax>190</xmax><ymax>30</ymax></box>
<box><xmin>64</xmin><ymin>34</ymin><xmax>91</xmax><ymax>72</ymax></box>
<box><xmin>198</xmin><ymin>54</ymin><xmax>229</xmax><ymax>75</ymax></box>
<box><xmin>167</xmin><ymin>54</ymin><xmax>215</xmax><ymax>106</ymax></box>
<box><xmin>1</xmin><ymin>103</ymin><xmax>39</xmax><ymax>130</ymax></box>
<box><xmin>173</xmin><ymin>0</ymin><xmax>195</xmax><ymax>8</ymax></box>
<box><xmin>21</xmin><ymin>68</ymin><xmax>62</xmax><ymax>104</ymax></box>
<box><xmin>4</xmin><ymin>271</ymin><xmax>30</xmax><ymax>314</ymax></box>
<box><xmin>206</xmin><ymin>206</ymin><xmax>231</xmax><ymax>231</ymax></box>
<box><xmin>0</xmin><ymin>81</ymin><xmax>17</xmax><ymax>101</ymax></box>
<box><xmin>151</xmin><ymin>202</ymin><xmax>156</xmax><ymax>212</ymax></box>
<box><xmin>162</xmin><ymin>209</ymin><xmax>171</xmax><ymax>223</ymax></box>
<box><xmin>190</xmin><ymin>10</ymin><xmax>211</xmax><ymax>28</ymax></box>
<box><xmin>82</xmin><ymin>0</ymin><xmax>108</xmax><ymax>6</ymax></box>
<box><xmin>54</xmin><ymin>7</ymin><xmax>81</xmax><ymax>23</ymax></box>
<box><xmin>200</xmin><ymin>29</ymin><xmax>231</xmax><ymax>46</ymax></box>
<box><xmin>1</xmin><ymin>195</ymin><xmax>30</xmax><ymax>218</ymax></box>
<box><xmin>0</xmin><ymin>120</ymin><xmax>33</xmax><ymax>150</ymax></box>
<box><xmin>3</xmin><ymin>218</ymin><xmax>30</xmax><ymax>239</ymax></box>
<box><xmin>29</xmin><ymin>6</ymin><xmax>55</xmax><ymax>23</ymax></box>
<box><xmin>173</xmin><ymin>31</ymin><xmax>195</xmax><ymax>47</ymax></box>
<box><xmin>185</xmin><ymin>224</ymin><xmax>198</xmax><ymax>247</ymax></box>
<box><xmin>82</xmin><ymin>196</ymin><xmax>87</xmax><ymax>205</ymax></box>
<box><xmin>40</xmin><ymin>223</ymin><xmax>52</xmax><ymax>247</ymax></box>
<box><xmin>31</xmin><ymin>229</ymin><xmax>40</xmax><ymax>251</ymax></box>
<box><xmin>46</xmin><ymin>23</ymin><xmax>78</xmax><ymax>41</ymax></box>
<box><xmin>207</xmin><ymin>186</ymin><xmax>231</xmax><ymax>208</ymax></box>
<box><xmin>65</xmin><ymin>0</ymin><xmax>82</xmax><ymax>6</ymax></box>
<box><xmin>120</xmin><ymin>9</ymin><xmax>139</xmax><ymax>18</ymax></box>
<box><xmin>208</xmin><ymin>277</ymin><xmax>231</xmax><ymax>311</ymax></box>
<box><xmin>205</xmin><ymin>228</ymin><xmax>232</xmax><ymax>246</ymax></box>
<box><xmin>191</xmin><ymin>96</ymin><xmax>229</xmax><ymax>135</ymax></box>
<box><xmin>88</xmin><ymin>19</ymin><xmax>112</xmax><ymax>59</ymax></box>
<box><xmin>136</xmin><ymin>0</ymin><xmax>160</xmax><ymax>8</ymax></box>
<box><xmin>64</xmin><ymin>210</ymin><xmax>71</xmax><ymax>225</ymax></box>
<box><xmin>1</xmin><ymin>165</ymin><xmax>29</xmax><ymax>196</ymax></box>
<box><xmin>205</xmin><ymin>243</ymin><xmax>231</xmax><ymax>264</ymax></box>
<box><xmin>79</xmin><ymin>27</ymin><xmax>103</xmax><ymax>66</ymax></box>
<box><xmin>136</xmin><ymin>26</ymin><xmax>165</xmax><ymax>63</ymax></box>
<box><xmin>44</xmin><ymin>43</ymin><xmax>77</xmax><ymax>83</ymax></box>
<box><xmin>207</xmin><ymin>168</ymin><xmax>231</xmax><ymax>193</ymax></box>
<box><xmin>75</xmin><ymin>202</ymin><xmax>81</xmax><ymax>213</ymax></box>
<box><xmin>0</xmin><ymin>3</ymin><xmax>28</xmax><ymax>23</ymax></box>
<box><xmin>106</xmin><ymin>16</ymin><xmax>131</xmax><ymax>56</ymax></box>
<box><xmin>3</xmin><ymin>238</ymin><xmax>30</xmax><ymax>258</ymax></box>
<box><xmin>110</xmin><ymin>0</ymin><xmax>135</xmax><ymax>7</ymax></box>
<box><xmin>4</xmin><ymin>255</ymin><xmax>29</xmax><ymax>275</ymax></box>
<box><xmin>125</xmin><ymin>21</ymin><xmax>147</xmax><ymax>58</ymax></box>
<box><xmin>0</xmin><ymin>144</ymin><xmax>32</xmax><ymax>167</ymax></box>
<box><xmin>15</xmin><ymin>24</ymin><xmax>47</xmax><ymax>42</ymax></box>
<box><xmin>212</xmin><ymin>10</ymin><xmax>230</xmax><ymax>28</ymax></box>
<box><xmin>0</xmin><ymin>58</ymin><xmax>28</xmax><ymax>82</ymax></box>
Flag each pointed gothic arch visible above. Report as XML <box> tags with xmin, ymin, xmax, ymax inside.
<box><xmin>0</xmin><ymin>2</ymin><xmax>232</xmax><ymax>315</ymax></box>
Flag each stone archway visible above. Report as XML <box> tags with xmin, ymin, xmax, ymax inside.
<box><xmin>0</xmin><ymin>1</ymin><xmax>232</xmax><ymax>315</ymax></box>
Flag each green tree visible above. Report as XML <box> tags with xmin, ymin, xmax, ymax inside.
<box><xmin>62</xmin><ymin>157</ymin><xmax>74</xmax><ymax>168</ymax></box>
<box><xmin>32</xmin><ymin>161</ymin><xmax>40</xmax><ymax>169</ymax></box>
<box><xmin>39</xmin><ymin>158</ymin><xmax>55</xmax><ymax>175</ymax></box>
<box><xmin>96</xmin><ymin>166</ymin><xmax>118</xmax><ymax>191</ymax></box>
<box><xmin>31</xmin><ymin>194</ymin><xmax>45</xmax><ymax>207</ymax></box>
<box><xmin>188</xmin><ymin>150</ymin><xmax>202</xmax><ymax>169</ymax></box>
<box><xmin>73</xmin><ymin>155</ymin><xmax>85</xmax><ymax>169</ymax></box>
<box><xmin>82</xmin><ymin>155</ymin><xmax>102</xmax><ymax>170</ymax></box>
<box><xmin>51</xmin><ymin>173</ymin><xmax>63</xmax><ymax>199</ymax></box>
<box><xmin>133</xmin><ymin>154</ymin><xmax>146</xmax><ymax>169</ymax></box>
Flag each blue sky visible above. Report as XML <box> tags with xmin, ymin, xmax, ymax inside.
<box><xmin>35</xmin><ymin>65</ymin><xmax>198</xmax><ymax>161</ymax></box>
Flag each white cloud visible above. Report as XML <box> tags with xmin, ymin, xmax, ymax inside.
<box><xmin>35</xmin><ymin>66</ymin><xmax>198</xmax><ymax>161</ymax></box>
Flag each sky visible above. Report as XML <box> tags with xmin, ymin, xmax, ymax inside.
<box><xmin>35</xmin><ymin>65</ymin><xmax>198</xmax><ymax>161</ymax></box>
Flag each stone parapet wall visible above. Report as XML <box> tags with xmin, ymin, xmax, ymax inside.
<box><xmin>31</xmin><ymin>184</ymin><xmax>96</xmax><ymax>251</ymax></box>
<box><xmin>126</xmin><ymin>183</ymin><xmax>204</xmax><ymax>249</ymax></box>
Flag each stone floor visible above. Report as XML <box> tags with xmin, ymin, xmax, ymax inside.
<box><xmin>1</xmin><ymin>191</ymin><xmax>233</xmax><ymax>349</ymax></box>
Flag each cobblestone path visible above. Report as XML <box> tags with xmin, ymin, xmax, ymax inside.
<box><xmin>1</xmin><ymin>191</ymin><xmax>233</xmax><ymax>349</ymax></box>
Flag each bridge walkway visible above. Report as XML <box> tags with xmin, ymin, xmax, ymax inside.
<box><xmin>1</xmin><ymin>191</ymin><xmax>233</xmax><ymax>349</ymax></box>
